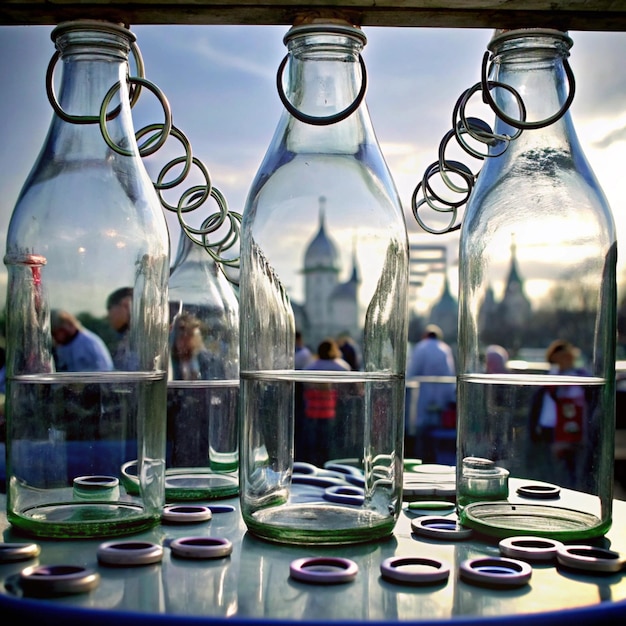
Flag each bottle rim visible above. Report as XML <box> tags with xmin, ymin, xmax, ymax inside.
<box><xmin>488</xmin><ymin>28</ymin><xmax>573</xmax><ymax>52</ymax></box>
<box><xmin>283</xmin><ymin>22</ymin><xmax>366</xmax><ymax>46</ymax></box>
<box><xmin>51</xmin><ymin>19</ymin><xmax>136</xmax><ymax>44</ymax></box>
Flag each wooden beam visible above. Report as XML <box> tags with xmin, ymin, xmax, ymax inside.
<box><xmin>1</xmin><ymin>1</ymin><xmax>625</xmax><ymax>31</ymax></box>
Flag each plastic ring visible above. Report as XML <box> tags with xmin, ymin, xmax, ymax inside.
<box><xmin>293</xmin><ymin>461</ymin><xmax>319</xmax><ymax>475</ymax></box>
<box><xmin>73</xmin><ymin>475</ymin><xmax>119</xmax><ymax>490</ymax></box>
<box><xmin>324</xmin><ymin>485</ymin><xmax>365</xmax><ymax>506</ymax></box>
<box><xmin>460</xmin><ymin>557</ymin><xmax>532</xmax><ymax>587</ymax></box>
<box><xmin>169</xmin><ymin>536</ymin><xmax>233</xmax><ymax>560</ymax></box>
<box><xmin>0</xmin><ymin>542</ymin><xmax>41</xmax><ymax>563</ymax></box>
<box><xmin>207</xmin><ymin>504</ymin><xmax>236</xmax><ymax>514</ymax></box>
<box><xmin>97</xmin><ymin>541</ymin><xmax>163</xmax><ymax>566</ymax></box>
<box><xmin>407</xmin><ymin>501</ymin><xmax>455</xmax><ymax>514</ymax></box>
<box><xmin>380</xmin><ymin>556</ymin><xmax>450</xmax><ymax>585</ymax></box>
<box><xmin>19</xmin><ymin>565</ymin><xmax>100</xmax><ymax>597</ymax></box>
<box><xmin>516</xmin><ymin>484</ymin><xmax>561</xmax><ymax>499</ymax></box>
<box><xmin>289</xmin><ymin>557</ymin><xmax>358</xmax><ymax>584</ymax></box>
<box><xmin>411</xmin><ymin>516</ymin><xmax>473</xmax><ymax>541</ymax></box>
<box><xmin>499</xmin><ymin>536</ymin><xmax>564</xmax><ymax>562</ymax></box>
<box><xmin>556</xmin><ymin>545</ymin><xmax>626</xmax><ymax>573</ymax></box>
<box><xmin>292</xmin><ymin>474</ymin><xmax>348</xmax><ymax>488</ymax></box>
<box><xmin>162</xmin><ymin>504</ymin><xmax>213</xmax><ymax>524</ymax></box>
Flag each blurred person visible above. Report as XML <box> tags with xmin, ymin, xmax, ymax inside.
<box><xmin>51</xmin><ymin>309</ymin><xmax>114</xmax><ymax>372</ymax></box>
<box><xmin>169</xmin><ymin>312</ymin><xmax>221</xmax><ymax>381</ymax></box>
<box><xmin>485</xmin><ymin>344</ymin><xmax>509</xmax><ymax>374</ymax></box>
<box><xmin>294</xmin><ymin>330</ymin><xmax>313</xmax><ymax>370</ymax></box>
<box><xmin>336</xmin><ymin>331</ymin><xmax>361</xmax><ymax>371</ymax></box>
<box><xmin>406</xmin><ymin>324</ymin><xmax>456</xmax><ymax>462</ymax></box>
<box><xmin>106</xmin><ymin>286</ymin><xmax>133</xmax><ymax>370</ymax></box>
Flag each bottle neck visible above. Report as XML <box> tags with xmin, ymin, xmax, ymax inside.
<box><xmin>49</xmin><ymin>23</ymin><xmax>135</xmax><ymax>155</ymax></box>
<box><xmin>489</xmin><ymin>32</ymin><xmax>574</xmax><ymax>146</ymax></box>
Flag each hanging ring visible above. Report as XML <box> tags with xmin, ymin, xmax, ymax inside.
<box><xmin>127</xmin><ymin>41</ymin><xmax>145</xmax><ymax>108</ymax></box>
<box><xmin>100</xmin><ymin>77</ymin><xmax>173</xmax><ymax>157</ymax></box>
<box><xmin>423</xmin><ymin>160</ymin><xmax>475</xmax><ymax>209</ymax></box>
<box><xmin>481</xmin><ymin>51</ymin><xmax>576</xmax><ymax>130</ymax></box>
<box><xmin>276</xmin><ymin>54</ymin><xmax>367</xmax><ymax>126</ymax></box>
<box><xmin>411</xmin><ymin>183</ymin><xmax>460</xmax><ymax>236</ymax></box>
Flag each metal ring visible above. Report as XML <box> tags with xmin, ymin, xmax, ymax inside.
<box><xmin>556</xmin><ymin>545</ymin><xmax>626</xmax><ymax>573</ymax></box>
<box><xmin>460</xmin><ymin>556</ymin><xmax>532</xmax><ymax>587</ymax></box>
<box><xmin>437</xmin><ymin>130</ymin><xmax>479</xmax><ymax>193</ymax></box>
<box><xmin>481</xmin><ymin>50</ymin><xmax>576</xmax><ymax>130</ymax></box>
<box><xmin>100</xmin><ymin>76</ymin><xmax>173</xmax><ymax>157</ymax></box>
<box><xmin>516</xmin><ymin>484</ymin><xmax>561</xmax><ymax>499</ymax></box>
<box><xmin>411</xmin><ymin>516</ymin><xmax>473</xmax><ymax>541</ymax></box>
<box><xmin>0</xmin><ymin>543</ymin><xmax>41</xmax><ymax>563</ymax></box>
<box><xmin>162</xmin><ymin>504</ymin><xmax>213</xmax><ymax>524</ymax></box>
<box><xmin>289</xmin><ymin>557</ymin><xmax>358</xmax><ymax>584</ymax></box>
<box><xmin>97</xmin><ymin>540</ymin><xmax>164</xmax><ymax>567</ymax></box>
<box><xmin>19</xmin><ymin>565</ymin><xmax>100</xmax><ymax>597</ymax></box>
<box><xmin>423</xmin><ymin>160</ymin><xmax>475</xmax><ymax>209</ymax></box>
<box><xmin>411</xmin><ymin>184</ymin><xmax>460</xmax><ymax>235</ymax></box>
<box><xmin>170</xmin><ymin>536</ymin><xmax>233</xmax><ymax>560</ymax></box>
<box><xmin>128</xmin><ymin>40</ymin><xmax>146</xmax><ymax>108</ymax></box>
<box><xmin>499</xmin><ymin>536</ymin><xmax>564</xmax><ymax>562</ymax></box>
<box><xmin>324</xmin><ymin>485</ymin><xmax>365</xmax><ymax>506</ymax></box>
<box><xmin>380</xmin><ymin>556</ymin><xmax>450</xmax><ymax>585</ymax></box>
<box><xmin>276</xmin><ymin>53</ymin><xmax>367</xmax><ymax>126</ymax></box>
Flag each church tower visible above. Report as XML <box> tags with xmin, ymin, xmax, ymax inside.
<box><xmin>302</xmin><ymin>197</ymin><xmax>341</xmax><ymax>349</ymax></box>
<box><xmin>498</xmin><ymin>236</ymin><xmax>532</xmax><ymax>330</ymax></box>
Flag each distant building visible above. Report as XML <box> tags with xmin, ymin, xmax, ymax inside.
<box><xmin>428</xmin><ymin>274</ymin><xmax>458</xmax><ymax>344</ymax></box>
<box><xmin>293</xmin><ymin>197</ymin><xmax>361</xmax><ymax>351</ymax></box>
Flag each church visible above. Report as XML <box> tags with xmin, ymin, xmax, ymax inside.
<box><xmin>292</xmin><ymin>197</ymin><xmax>361</xmax><ymax>352</ymax></box>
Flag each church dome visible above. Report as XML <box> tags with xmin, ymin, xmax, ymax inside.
<box><xmin>304</xmin><ymin>197</ymin><xmax>339</xmax><ymax>271</ymax></box>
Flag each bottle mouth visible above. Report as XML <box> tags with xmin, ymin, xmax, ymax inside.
<box><xmin>51</xmin><ymin>19</ymin><xmax>135</xmax><ymax>45</ymax></box>
<box><xmin>283</xmin><ymin>21</ymin><xmax>366</xmax><ymax>46</ymax></box>
<box><xmin>488</xmin><ymin>28</ymin><xmax>573</xmax><ymax>53</ymax></box>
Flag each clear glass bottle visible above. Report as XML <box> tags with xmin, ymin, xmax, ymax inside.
<box><xmin>239</xmin><ymin>19</ymin><xmax>409</xmax><ymax>545</ymax></box>
<box><xmin>4</xmin><ymin>20</ymin><xmax>170</xmax><ymax>538</ymax></box>
<box><xmin>457</xmin><ymin>29</ymin><xmax>616</xmax><ymax>539</ymax></box>
<box><xmin>166</xmin><ymin>230</ymin><xmax>239</xmax><ymax>500</ymax></box>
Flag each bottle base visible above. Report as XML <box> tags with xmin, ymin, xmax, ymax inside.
<box><xmin>8</xmin><ymin>502</ymin><xmax>160</xmax><ymax>539</ymax></box>
<box><xmin>165</xmin><ymin>468</ymin><xmax>239</xmax><ymax>501</ymax></box>
<box><xmin>460</xmin><ymin>501</ymin><xmax>611</xmax><ymax>541</ymax></box>
<box><xmin>243</xmin><ymin>502</ymin><xmax>396</xmax><ymax>545</ymax></box>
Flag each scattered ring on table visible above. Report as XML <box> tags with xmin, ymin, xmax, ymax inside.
<box><xmin>73</xmin><ymin>475</ymin><xmax>119</xmax><ymax>490</ymax></box>
<box><xmin>293</xmin><ymin>461</ymin><xmax>318</xmax><ymax>475</ymax></box>
<box><xmin>19</xmin><ymin>564</ymin><xmax>100</xmax><ymax>596</ymax></box>
<box><xmin>207</xmin><ymin>504</ymin><xmax>236</xmax><ymax>514</ymax></box>
<box><xmin>411</xmin><ymin>516</ymin><xmax>473</xmax><ymax>541</ymax></box>
<box><xmin>460</xmin><ymin>557</ymin><xmax>532</xmax><ymax>587</ymax></box>
<box><xmin>97</xmin><ymin>540</ymin><xmax>163</xmax><ymax>566</ymax></box>
<box><xmin>516</xmin><ymin>484</ymin><xmax>561</xmax><ymax>499</ymax></box>
<box><xmin>556</xmin><ymin>545</ymin><xmax>626</xmax><ymax>573</ymax></box>
<box><xmin>162</xmin><ymin>504</ymin><xmax>213</xmax><ymax>523</ymax></box>
<box><xmin>289</xmin><ymin>557</ymin><xmax>359</xmax><ymax>584</ymax></box>
<box><xmin>0</xmin><ymin>542</ymin><xmax>41</xmax><ymax>563</ymax></box>
<box><xmin>407</xmin><ymin>501</ymin><xmax>455</xmax><ymax>514</ymax></box>
<box><xmin>324</xmin><ymin>485</ymin><xmax>365</xmax><ymax>506</ymax></box>
<box><xmin>499</xmin><ymin>536</ymin><xmax>563</xmax><ymax>562</ymax></box>
<box><xmin>380</xmin><ymin>556</ymin><xmax>450</xmax><ymax>585</ymax></box>
<box><xmin>169</xmin><ymin>536</ymin><xmax>233</xmax><ymax>560</ymax></box>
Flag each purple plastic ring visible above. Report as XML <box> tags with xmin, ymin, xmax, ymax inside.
<box><xmin>162</xmin><ymin>504</ymin><xmax>213</xmax><ymax>523</ymax></box>
<box><xmin>97</xmin><ymin>540</ymin><xmax>163</xmax><ymax>566</ymax></box>
<box><xmin>289</xmin><ymin>556</ymin><xmax>358</xmax><ymax>584</ymax></box>
<box><xmin>380</xmin><ymin>556</ymin><xmax>450</xmax><ymax>585</ymax></box>
<box><xmin>499</xmin><ymin>536</ymin><xmax>563</xmax><ymax>562</ymax></box>
<box><xmin>170</xmin><ymin>536</ymin><xmax>233</xmax><ymax>559</ymax></box>
<box><xmin>460</xmin><ymin>557</ymin><xmax>532</xmax><ymax>587</ymax></box>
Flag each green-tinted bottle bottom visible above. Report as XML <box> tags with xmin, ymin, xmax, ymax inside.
<box><xmin>244</xmin><ymin>502</ymin><xmax>396</xmax><ymax>545</ymax></box>
<box><xmin>460</xmin><ymin>501</ymin><xmax>611</xmax><ymax>541</ymax></box>
<box><xmin>8</xmin><ymin>502</ymin><xmax>161</xmax><ymax>539</ymax></box>
<box><xmin>165</xmin><ymin>468</ymin><xmax>239</xmax><ymax>501</ymax></box>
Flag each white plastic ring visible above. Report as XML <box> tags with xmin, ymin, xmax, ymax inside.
<box><xmin>73</xmin><ymin>475</ymin><xmax>119</xmax><ymax>490</ymax></box>
<box><xmin>97</xmin><ymin>540</ymin><xmax>163</xmax><ymax>566</ymax></box>
<box><xmin>289</xmin><ymin>557</ymin><xmax>358</xmax><ymax>584</ymax></box>
<box><xmin>169</xmin><ymin>536</ymin><xmax>233</xmax><ymax>560</ymax></box>
<box><xmin>411</xmin><ymin>516</ymin><xmax>473</xmax><ymax>541</ymax></box>
<box><xmin>380</xmin><ymin>556</ymin><xmax>450</xmax><ymax>585</ymax></box>
<box><xmin>556</xmin><ymin>545</ymin><xmax>626</xmax><ymax>573</ymax></box>
<box><xmin>499</xmin><ymin>536</ymin><xmax>563</xmax><ymax>562</ymax></box>
<box><xmin>460</xmin><ymin>557</ymin><xmax>532</xmax><ymax>587</ymax></box>
<box><xmin>19</xmin><ymin>565</ymin><xmax>100</xmax><ymax>596</ymax></box>
<box><xmin>162</xmin><ymin>504</ymin><xmax>213</xmax><ymax>523</ymax></box>
<box><xmin>516</xmin><ymin>484</ymin><xmax>561</xmax><ymax>499</ymax></box>
<box><xmin>0</xmin><ymin>542</ymin><xmax>41</xmax><ymax>563</ymax></box>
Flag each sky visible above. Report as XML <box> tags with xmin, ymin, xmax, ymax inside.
<box><xmin>1</xmin><ymin>24</ymin><xmax>626</xmax><ymax>318</ymax></box>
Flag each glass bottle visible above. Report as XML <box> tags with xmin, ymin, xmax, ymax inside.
<box><xmin>166</xmin><ymin>230</ymin><xmax>240</xmax><ymax>500</ymax></box>
<box><xmin>239</xmin><ymin>19</ymin><xmax>409</xmax><ymax>545</ymax></box>
<box><xmin>457</xmin><ymin>28</ymin><xmax>616</xmax><ymax>539</ymax></box>
<box><xmin>4</xmin><ymin>20</ymin><xmax>170</xmax><ymax>538</ymax></box>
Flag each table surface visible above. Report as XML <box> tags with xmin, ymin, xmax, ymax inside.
<box><xmin>1</xmin><ymin>486</ymin><xmax>626</xmax><ymax>626</ymax></box>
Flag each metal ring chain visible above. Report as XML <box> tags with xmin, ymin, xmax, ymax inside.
<box><xmin>45</xmin><ymin>38</ymin><xmax>240</xmax><ymax>274</ymax></box>
<box><xmin>412</xmin><ymin>49</ymin><xmax>575</xmax><ymax>236</ymax></box>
